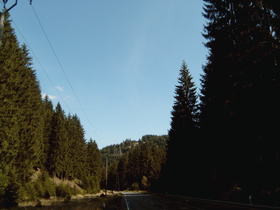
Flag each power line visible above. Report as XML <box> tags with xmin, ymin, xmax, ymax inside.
<box><xmin>1</xmin><ymin>2</ymin><xmax>71</xmax><ymax>110</ymax></box>
<box><xmin>10</xmin><ymin>16</ymin><xmax>72</xmax><ymax>113</ymax></box>
<box><xmin>30</xmin><ymin>5</ymin><xmax>100</xmax><ymax>141</ymax></box>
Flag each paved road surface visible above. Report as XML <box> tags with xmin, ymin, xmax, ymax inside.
<box><xmin>123</xmin><ymin>192</ymin><xmax>190</xmax><ymax>210</ymax></box>
<box><xmin>122</xmin><ymin>192</ymin><xmax>279</xmax><ymax>210</ymax></box>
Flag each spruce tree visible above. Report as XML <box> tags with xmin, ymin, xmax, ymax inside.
<box><xmin>85</xmin><ymin>139</ymin><xmax>102</xmax><ymax>192</ymax></box>
<box><xmin>200</xmin><ymin>0</ymin><xmax>280</xmax><ymax>197</ymax></box>
<box><xmin>15</xmin><ymin>44</ymin><xmax>44</xmax><ymax>183</ymax></box>
<box><xmin>0</xmin><ymin>18</ymin><xmax>21</xmax><ymax>199</ymax></box>
<box><xmin>0</xmin><ymin>17</ymin><xmax>44</xmax><ymax>202</ymax></box>
<box><xmin>47</xmin><ymin>103</ymin><xmax>69</xmax><ymax>179</ymax></box>
<box><xmin>165</xmin><ymin>61</ymin><xmax>198</xmax><ymax>194</ymax></box>
<box><xmin>67</xmin><ymin>114</ymin><xmax>87</xmax><ymax>179</ymax></box>
<box><xmin>42</xmin><ymin>95</ymin><xmax>54</xmax><ymax>168</ymax></box>
<box><xmin>86</xmin><ymin>139</ymin><xmax>102</xmax><ymax>179</ymax></box>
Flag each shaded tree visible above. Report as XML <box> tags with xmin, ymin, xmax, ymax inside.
<box><xmin>164</xmin><ymin>61</ymin><xmax>199</xmax><ymax>195</ymax></box>
<box><xmin>47</xmin><ymin>103</ymin><xmax>69</xmax><ymax>179</ymax></box>
<box><xmin>66</xmin><ymin>114</ymin><xmax>87</xmax><ymax>179</ymax></box>
<box><xmin>83</xmin><ymin>139</ymin><xmax>103</xmax><ymax>193</ymax></box>
<box><xmin>41</xmin><ymin>95</ymin><xmax>54</xmax><ymax>168</ymax></box>
<box><xmin>0</xmin><ymin>18</ymin><xmax>44</xmax><ymax>204</ymax></box>
<box><xmin>200</xmin><ymin>0</ymin><xmax>280</xmax><ymax>200</ymax></box>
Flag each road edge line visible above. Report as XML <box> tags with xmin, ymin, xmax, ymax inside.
<box><xmin>124</xmin><ymin>193</ymin><xmax>130</xmax><ymax>210</ymax></box>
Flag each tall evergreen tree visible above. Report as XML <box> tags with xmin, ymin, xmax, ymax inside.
<box><xmin>86</xmin><ymin>139</ymin><xmax>102</xmax><ymax>179</ymax></box>
<box><xmin>67</xmin><ymin>114</ymin><xmax>87</xmax><ymax>179</ymax></box>
<box><xmin>47</xmin><ymin>103</ymin><xmax>69</xmax><ymax>179</ymax></box>
<box><xmin>164</xmin><ymin>61</ymin><xmax>198</xmax><ymax>194</ymax></box>
<box><xmin>0</xmin><ymin>18</ymin><xmax>21</xmax><ymax>199</ymax></box>
<box><xmin>200</xmin><ymin>0</ymin><xmax>280</xmax><ymax>197</ymax></box>
<box><xmin>0</xmin><ymin>18</ymin><xmax>44</xmax><ymax>203</ymax></box>
<box><xmin>15</xmin><ymin>44</ymin><xmax>44</xmax><ymax>183</ymax></box>
<box><xmin>42</xmin><ymin>95</ymin><xmax>54</xmax><ymax>168</ymax></box>
<box><xmin>84</xmin><ymin>139</ymin><xmax>102</xmax><ymax>193</ymax></box>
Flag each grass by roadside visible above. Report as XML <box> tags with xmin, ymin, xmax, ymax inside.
<box><xmin>9</xmin><ymin>193</ymin><xmax>125</xmax><ymax>210</ymax></box>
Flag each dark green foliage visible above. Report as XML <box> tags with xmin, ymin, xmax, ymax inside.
<box><xmin>15</xmin><ymin>44</ymin><xmax>44</xmax><ymax>183</ymax></box>
<box><xmin>163</xmin><ymin>61</ymin><xmax>199</xmax><ymax>195</ymax></box>
<box><xmin>0</xmin><ymin>181</ymin><xmax>20</xmax><ymax>207</ymax></box>
<box><xmin>2</xmin><ymin>0</ymin><xmax>279</xmax><ymax>206</ymax></box>
<box><xmin>0</xmin><ymin>17</ymin><xmax>103</xmax><ymax>206</ymax></box>
<box><xmin>85</xmin><ymin>139</ymin><xmax>102</xmax><ymax>187</ymax></box>
<box><xmin>15</xmin><ymin>170</ymin><xmax>56</xmax><ymax>202</ymax></box>
<box><xmin>199</xmin><ymin>0</ymin><xmax>280</xmax><ymax>202</ymax></box>
<box><xmin>104</xmin><ymin>135</ymin><xmax>167</xmax><ymax>191</ymax></box>
<box><xmin>41</xmin><ymin>96</ymin><xmax>54</xmax><ymax>168</ymax></box>
<box><xmin>66</xmin><ymin>114</ymin><xmax>87</xmax><ymax>179</ymax></box>
<box><xmin>83</xmin><ymin>176</ymin><xmax>101</xmax><ymax>194</ymax></box>
<box><xmin>0</xmin><ymin>19</ymin><xmax>21</xmax><ymax>184</ymax></box>
<box><xmin>78</xmin><ymin>139</ymin><xmax>103</xmax><ymax>193</ymax></box>
<box><xmin>0</xmin><ymin>18</ymin><xmax>44</xmax><ymax>205</ymax></box>
<box><xmin>55</xmin><ymin>184</ymin><xmax>78</xmax><ymax>199</ymax></box>
<box><xmin>47</xmin><ymin>103</ymin><xmax>68</xmax><ymax>178</ymax></box>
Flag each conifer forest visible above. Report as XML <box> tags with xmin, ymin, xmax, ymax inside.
<box><xmin>1</xmin><ymin>0</ymin><xmax>280</xmax><ymax>207</ymax></box>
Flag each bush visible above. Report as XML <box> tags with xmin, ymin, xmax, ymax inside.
<box><xmin>0</xmin><ymin>182</ymin><xmax>20</xmax><ymax>207</ymax></box>
<box><xmin>141</xmin><ymin>176</ymin><xmax>150</xmax><ymax>190</ymax></box>
<box><xmin>17</xmin><ymin>171</ymin><xmax>56</xmax><ymax>202</ymax></box>
<box><xmin>55</xmin><ymin>184</ymin><xmax>77</xmax><ymax>199</ymax></box>
<box><xmin>130</xmin><ymin>182</ymin><xmax>140</xmax><ymax>191</ymax></box>
<box><xmin>40</xmin><ymin>173</ymin><xmax>56</xmax><ymax>198</ymax></box>
<box><xmin>18</xmin><ymin>182</ymin><xmax>37</xmax><ymax>202</ymax></box>
<box><xmin>83</xmin><ymin>176</ymin><xmax>100</xmax><ymax>194</ymax></box>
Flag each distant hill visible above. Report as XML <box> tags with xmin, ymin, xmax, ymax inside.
<box><xmin>100</xmin><ymin>135</ymin><xmax>168</xmax><ymax>165</ymax></box>
<box><xmin>101</xmin><ymin>139</ymin><xmax>138</xmax><ymax>156</ymax></box>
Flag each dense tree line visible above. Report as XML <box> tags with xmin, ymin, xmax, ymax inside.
<box><xmin>0</xmin><ymin>19</ymin><xmax>102</xmax><ymax>206</ymax></box>
<box><xmin>2</xmin><ymin>0</ymin><xmax>280</xmax><ymax>207</ymax></box>
<box><xmin>162</xmin><ymin>0</ymin><xmax>280</xmax><ymax>206</ymax></box>
<box><xmin>102</xmin><ymin>135</ymin><xmax>167</xmax><ymax>191</ymax></box>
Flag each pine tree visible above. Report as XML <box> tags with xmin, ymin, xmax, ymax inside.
<box><xmin>164</xmin><ymin>61</ymin><xmax>198</xmax><ymax>194</ymax></box>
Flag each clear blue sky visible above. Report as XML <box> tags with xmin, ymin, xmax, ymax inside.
<box><xmin>7</xmin><ymin>0</ymin><xmax>207</xmax><ymax>149</ymax></box>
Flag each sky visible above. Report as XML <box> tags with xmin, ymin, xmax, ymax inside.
<box><xmin>6</xmin><ymin>0</ymin><xmax>208</xmax><ymax>149</ymax></box>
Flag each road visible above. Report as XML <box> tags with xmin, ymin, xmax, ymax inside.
<box><xmin>122</xmin><ymin>192</ymin><xmax>279</xmax><ymax>210</ymax></box>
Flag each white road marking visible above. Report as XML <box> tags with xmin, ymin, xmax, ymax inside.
<box><xmin>124</xmin><ymin>193</ymin><xmax>130</xmax><ymax>210</ymax></box>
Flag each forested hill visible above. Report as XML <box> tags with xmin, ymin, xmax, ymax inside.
<box><xmin>100</xmin><ymin>135</ymin><xmax>168</xmax><ymax>191</ymax></box>
<box><xmin>100</xmin><ymin>135</ymin><xmax>168</xmax><ymax>163</ymax></box>
<box><xmin>101</xmin><ymin>139</ymin><xmax>138</xmax><ymax>157</ymax></box>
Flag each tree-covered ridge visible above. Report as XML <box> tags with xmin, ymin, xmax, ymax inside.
<box><xmin>0</xmin><ymin>19</ymin><xmax>103</xmax><ymax>206</ymax></box>
<box><xmin>101</xmin><ymin>139</ymin><xmax>138</xmax><ymax>158</ymax></box>
<box><xmin>101</xmin><ymin>135</ymin><xmax>168</xmax><ymax>191</ymax></box>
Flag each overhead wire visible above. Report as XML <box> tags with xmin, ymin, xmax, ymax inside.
<box><xmin>30</xmin><ymin>4</ymin><xmax>100</xmax><ymax>141</ymax></box>
<box><xmin>1</xmin><ymin>1</ymin><xmax>72</xmax><ymax>113</ymax></box>
<box><xmin>10</xmin><ymin>16</ymin><xmax>73</xmax><ymax>113</ymax></box>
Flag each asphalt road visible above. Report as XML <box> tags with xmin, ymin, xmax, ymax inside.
<box><xmin>122</xmin><ymin>192</ymin><xmax>280</xmax><ymax>210</ymax></box>
<box><xmin>123</xmin><ymin>192</ymin><xmax>190</xmax><ymax>210</ymax></box>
